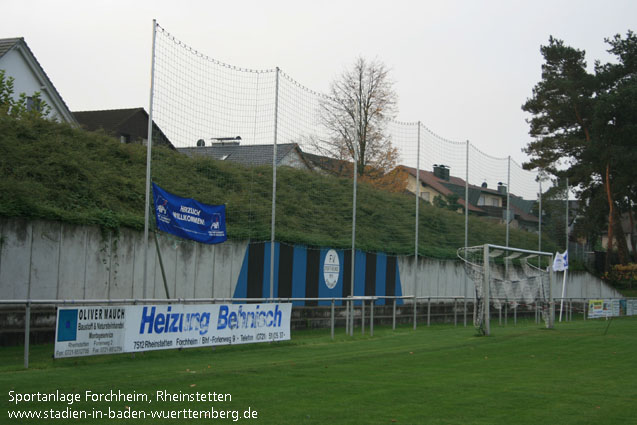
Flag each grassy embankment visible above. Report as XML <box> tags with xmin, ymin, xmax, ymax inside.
<box><xmin>0</xmin><ymin>115</ymin><xmax>554</xmax><ymax>259</ymax></box>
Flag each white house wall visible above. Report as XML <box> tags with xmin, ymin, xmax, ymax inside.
<box><xmin>0</xmin><ymin>46</ymin><xmax>72</xmax><ymax>123</ymax></box>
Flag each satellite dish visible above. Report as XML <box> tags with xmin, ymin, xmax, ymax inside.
<box><xmin>196</xmin><ymin>139</ymin><xmax>205</xmax><ymax>147</ymax></box>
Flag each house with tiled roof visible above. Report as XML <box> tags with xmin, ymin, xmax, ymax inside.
<box><xmin>0</xmin><ymin>37</ymin><xmax>76</xmax><ymax>124</ymax></box>
<box><xmin>178</xmin><ymin>141</ymin><xmax>311</xmax><ymax>170</ymax></box>
<box><xmin>73</xmin><ymin>108</ymin><xmax>174</xmax><ymax>149</ymax></box>
<box><xmin>396</xmin><ymin>164</ymin><xmax>539</xmax><ymax>230</ymax></box>
<box><xmin>397</xmin><ymin>165</ymin><xmax>485</xmax><ymax>214</ymax></box>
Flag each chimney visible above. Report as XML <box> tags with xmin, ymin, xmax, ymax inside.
<box><xmin>210</xmin><ymin>136</ymin><xmax>241</xmax><ymax>146</ymax></box>
<box><xmin>481</xmin><ymin>181</ymin><xmax>488</xmax><ymax>189</ymax></box>
<box><xmin>497</xmin><ymin>182</ymin><xmax>507</xmax><ymax>195</ymax></box>
<box><xmin>433</xmin><ymin>164</ymin><xmax>450</xmax><ymax>181</ymax></box>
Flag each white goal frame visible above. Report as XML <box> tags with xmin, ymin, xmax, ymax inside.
<box><xmin>462</xmin><ymin>244</ymin><xmax>555</xmax><ymax>336</ymax></box>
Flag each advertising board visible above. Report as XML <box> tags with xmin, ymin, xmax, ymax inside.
<box><xmin>55</xmin><ymin>303</ymin><xmax>291</xmax><ymax>358</ymax></box>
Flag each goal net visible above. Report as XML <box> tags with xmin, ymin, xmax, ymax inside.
<box><xmin>457</xmin><ymin>244</ymin><xmax>554</xmax><ymax>335</ymax></box>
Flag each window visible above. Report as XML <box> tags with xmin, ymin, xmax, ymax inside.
<box><xmin>491</xmin><ymin>198</ymin><xmax>499</xmax><ymax>207</ymax></box>
<box><xmin>478</xmin><ymin>195</ymin><xmax>486</xmax><ymax>206</ymax></box>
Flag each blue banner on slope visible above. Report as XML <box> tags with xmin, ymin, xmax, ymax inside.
<box><xmin>152</xmin><ymin>183</ymin><xmax>227</xmax><ymax>244</ymax></box>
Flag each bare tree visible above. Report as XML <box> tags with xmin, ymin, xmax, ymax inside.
<box><xmin>315</xmin><ymin>57</ymin><xmax>398</xmax><ymax>178</ymax></box>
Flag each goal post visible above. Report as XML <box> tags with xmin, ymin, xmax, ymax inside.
<box><xmin>459</xmin><ymin>244</ymin><xmax>555</xmax><ymax>335</ymax></box>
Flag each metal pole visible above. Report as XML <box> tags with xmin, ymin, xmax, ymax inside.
<box><xmin>362</xmin><ymin>299</ymin><xmax>365</xmax><ymax>335</ymax></box>
<box><xmin>427</xmin><ymin>297</ymin><xmax>431</xmax><ymax>327</ymax></box>
<box><xmin>454</xmin><ymin>298</ymin><xmax>457</xmax><ymax>327</ymax></box>
<box><xmin>153</xmin><ymin>231</ymin><xmax>170</xmax><ymax>299</ymax></box>
<box><xmin>370</xmin><ymin>300</ymin><xmax>374</xmax><ymax>337</ymax></box>
<box><xmin>413</xmin><ymin>295</ymin><xmax>417</xmax><ymax>330</ymax></box>
<box><xmin>414</xmin><ymin>295</ymin><xmax>418</xmax><ymax>330</ymax></box>
<box><xmin>392</xmin><ymin>298</ymin><xmax>396</xmax><ymax>330</ymax></box>
<box><xmin>24</xmin><ymin>301</ymin><xmax>30</xmax><ymax>369</ymax></box>
<box><xmin>345</xmin><ymin>299</ymin><xmax>349</xmax><ymax>334</ymax></box>
<box><xmin>549</xmin><ymin>254</ymin><xmax>555</xmax><ymax>328</ymax></box>
<box><xmin>350</xmin><ymin>73</ymin><xmax>362</xmax><ymax>337</ymax></box>
<box><xmin>270</xmin><ymin>67</ymin><xmax>280</xmax><ymax>301</ymax></box>
<box><xmin>484</xmin><ymin>244</ymin><xmax>491</xmax><ymax>335</ymax></box>
<box><xmin>414</xmin><ymin>123</ymin><xmax>421</xmax><ymax>301</ymax></box>
<box><xmin>464</xmin><ymin>140</ymin><xmax>470</xmax><ymax>327</ymax></box>
<box><xmin>350</xmin><ymin>189</ymin><xmax>357</xmax><ymax>335</ymax></box>
<box><xmin>506</xmin><ymin>156</ymin><xmax>511</xmax><ymax>249</ymax></box>
<box><xmin>143</xmin><ymin>19</ymin><xmax>158</xmax><ymax>299</ymax></box>
<box><xmin>562</xmin><ymin>177</ymin><xmax>569</xmax><ymax>318</ymax></box>
<box><xmin>538</xmin><ymin>180</ymin><xmax>542</xmax><ymax>268</ymax></box>
<box><xmin>463</xmin><ymin>296</ymin><xmax>467</xmax><ymax>328</ymax></box>
<box><xmin>514</xmin><ymin>302</ymin><xmax>517</xmax><ymax>326</ymax></box>
<box><xmin>565</xmin><ymin>177</ymin><xmax>569</xmax><ymax>253</ymax></box>
<box><xmin>583</xmin><ymin>299</ymin><xmax>587</xmax><ymax>321</ymax></box>
<box><xmin>330</xmin><ymin>299</ymin><xmax>335</xmax><ymax>340</ymax></box>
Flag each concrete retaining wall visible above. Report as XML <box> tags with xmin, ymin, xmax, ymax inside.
<box><xmin>0</xmin><ymin>217</ymin><xmax>622</xmax><ymax>302</ymax></box>
<box><xmin>0</xmin><ymin>218</ymin><xmax>246</xmax><ymax>301</ymax></box>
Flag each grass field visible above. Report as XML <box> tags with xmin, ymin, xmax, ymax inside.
<box><xmin>1</xmin><ymin>318</ymin><xmax>636</xmax><ymax>424</ymax></box>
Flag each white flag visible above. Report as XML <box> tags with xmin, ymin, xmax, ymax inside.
<box><xmin>552</xmin><ymin>250</ymin><xmax>568</xmax><ymax>272</ymax></box>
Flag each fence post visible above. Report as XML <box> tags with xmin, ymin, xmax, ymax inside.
<box><xmin>413</xmin><ymin>295</ymin><xmax>417</xmax><ymax>330</ymax></box>
<box><xmin>392</xmin><ymin>298</ymin><xmax>396</xmax><ymax>330</ymax></box>
<box><xmin>583</xmin><ymin>299</ymin><xmax>587</xmax><ymax>321</ymax></box>
<box><xmin>504</xmin><ymin>302</ymin><xmax>508</xmax><ymax>326</ymax></box>
<box><xmin>24</xmin><ymin>301</ymin><xmax>31</xmax><ymax>369</ymax></box>
<box><xmin>427</xmin><ymin>297</ymin><xmax>431</xmax><ymax>327</ymax></box>
<box><xmin>454</xmin><ymin>298</ymin><xmax>457</xmax><ymax>327</ymax></box>
<box><xmin>330</xmin><ymin>299</ymin><xmax>335</xmax><ymax>340</ymax></box>
<box><xmin>463</xmin><ymin>296</ymin><xmax>467</xmax><ymax>328</ymax></box>
<box><xmin>345</xmin><ymin>299</ymin><xmax>349</xmax><ymax>334</ymax></box>
<box><xmin>362</xmin><ymin>300</ymin><xmax>365</xmax><ymax>335</ymax></box>
<box><xmin>370</xmin><ymin>299</ymin><xmax>374</xmax><ymax>337</ymax></box>
<box><xmin>514</xmin><ymin>302</ymin><xmax>517</xmax><ymax>326</ymax></box>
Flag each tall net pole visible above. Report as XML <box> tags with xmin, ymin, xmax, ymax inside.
<box><xmin>414</xmin><ymin>122</ymin><xmax>421</xmax><ymax>320</ymax></box>
<box><xmin>538</xmin><ymin>179</ymin><xmax>543</xmax><ymax>268</ymax></box>
<box><xmin>464</xmin><ymin>140</ymin><xmax>469</xmax><ymax>326</ymax></box>
<box><xmin>349</xmin><ymin>83</ymin><xmax>361</xmax><ymax>337</ymax></box>
<box><xmin>483</xmin><ymin>244</ymin><xmax>491</xmax><ymax>336</ymax></box>
<box><xmin>143</xmin><ymin>19</ymin><xmax>157</xmax><ymax>299</ymax></box>
<box><xmin>505</xmin><ymin>155</ymin><xmax>511</xmax><ymax>249</ymax></box>
<box><xmin>269</xmin><ymin>67</ymin><xmax>280</xmax><ymax>300</ymax></box>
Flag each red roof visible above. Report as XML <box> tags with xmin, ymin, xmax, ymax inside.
<box><xmin>399</xmin><ymin>166</ymin><xmax>484</xmax><ymax>213</ymax></box>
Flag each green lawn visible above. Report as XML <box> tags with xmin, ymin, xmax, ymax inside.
<box><xmin>1</xmin><ymin>318</ymin><xmax>636</xmax><ymax>424</ymax></box>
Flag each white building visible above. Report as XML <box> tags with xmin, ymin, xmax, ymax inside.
<box><xmin>0</xmin><ymin>37</ymin><xmax>76</xmax><ymax>124</ymax></box>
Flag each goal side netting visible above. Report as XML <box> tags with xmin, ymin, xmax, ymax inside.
<box><xmin>458</xmin><ymin>244</ymin><xmax>554</xmax><ymax>335</ymax></box>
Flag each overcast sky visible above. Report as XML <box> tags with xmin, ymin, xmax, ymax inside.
<box><xmin>3</xmin><ymin>0</ymin><xmax>635</xmax><ymax>165</ymax></box>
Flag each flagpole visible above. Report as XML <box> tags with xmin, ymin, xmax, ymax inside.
<box><xmin>559</xmin><ymin>269</ymin><xmax>567</xmax><ymax>322</ymax></box>
<box><xmin>560</xmin><ymin>178</ymin><xmax>569</xmax><ymax>322</ymax></box>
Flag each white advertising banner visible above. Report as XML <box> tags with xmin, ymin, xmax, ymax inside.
<box><xmin>588</xmin><ymin>299</ymin><xmax>621</xmax><ymax>319</ymax></box>
<box><xmin>626</xmin><ymin>299</ymin><xmax>636</xmax><ymax>316</ymax></box>
<box><xmin>54</xmin><ymin>303</ymin><xmax>292</xmax><ymax>358</ymax></box>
